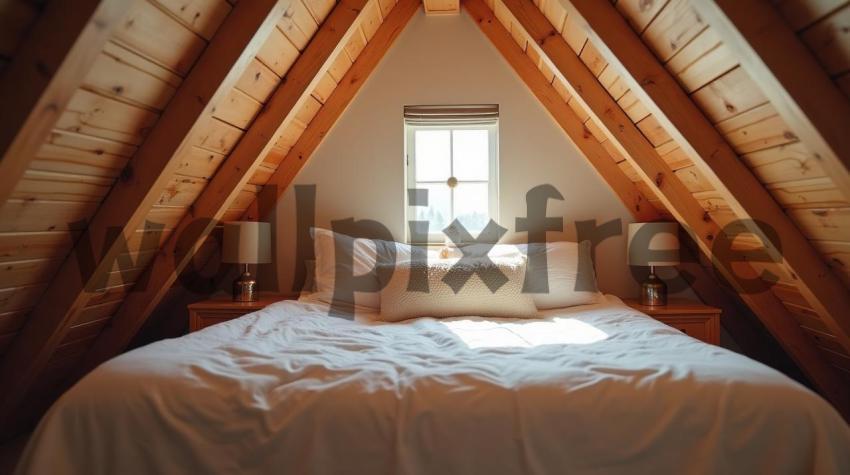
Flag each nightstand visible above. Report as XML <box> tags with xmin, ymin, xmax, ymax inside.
<box><xmin>624</xmin><ymin>298</ymin><xmax>721</xmax><ymax>345</ymax></box>
<box><xmin>188</xmin><ymin>293</ymin><xmax>291</xmax><ymax>332</ymax></box>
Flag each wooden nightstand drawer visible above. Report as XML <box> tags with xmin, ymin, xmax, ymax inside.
<box><xmin>188</xmin><ymin>293</ymin><xmax>291</xmax><ymax>332</ymax></box>
<box><xmin>655</xmin><ymin>315</ymin><xmax>717</xmax><ymax>343</ymax></box>
<box><xmin>623</xmin><ymin>299</ymin><xmax>722</xmax><ymax>345</ymax></box>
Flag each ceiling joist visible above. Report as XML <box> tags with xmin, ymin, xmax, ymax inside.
<box><xmin>495</xmin><ymin>0</ymin><xmax>850</xmax><ymax>417</ymax></box>
<box><xmin>0</xmin><ymin>0</ymin><xmax>291</xmax><ymax>428</ymax></box>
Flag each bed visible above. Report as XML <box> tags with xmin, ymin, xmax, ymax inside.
<box><xmin>16</xmin><ymin>295</ymin><xmax>850</xmax><ymax>474</ymax></box>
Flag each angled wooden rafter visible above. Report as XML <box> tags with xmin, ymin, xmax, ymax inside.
<box><xmin>0</xmin><ymin>0</ymin><xmax>132</xmax><ymax>205</ymax></box>
<box><xmin>461</xmin><ymin>0</ymin><xmax>799</xmax><ymax>378</ymax></box>
<box><xmin>241</xmin><ymin>0</ymin><xmax>421</xmax><ymax>219</ymax></box>
<box><xmin>0</xmin><ymin>0</ymin><xmax>291</xmax><ymax>427</ymax></box>
<box><xmin>566</xmin><ymin>0</ymin><xmax>850</xmax><ymax>357</ymax></box>
<box><xmin>462</xmin><ymin>0</ymin><xmax>655</xmax><ymax>222</ymax></box>
<box><xmin>495</xmin><ymin>0</ymin><xmax>849</xmax><ymax>417</ymax></box>
<box><xmin>690</xmin><ymin>0</ymin><xmax>850</xmax><ymax>199</ymax></box>
<box><xmin>81</xmin><ymin>0</ymin><xmax>422</xmax><ymax>370</ymax></box>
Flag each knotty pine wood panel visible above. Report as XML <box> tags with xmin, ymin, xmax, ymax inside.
<box><xmin>157</xmin><ymin>176</ymin><xmax>208</xmax><ymax>207</ymax></box>
<box><xmin>0</xmin><ymin>258</ymin><xmax>64</xmax><ymax>288</ymax></box>
<box><xmin>213</xmin><ymin>88</ymin><xmax>263</xmax><ymax>129</ymax></box>
<box><xmin>235</xmin><ymin>58</ymin><xmax>281</xmax><ymax>103</ymax></box>
<box><xmin>640</xmin><ymin>0</ymin><xmax>707</xmax><ymax>62</ymax></box>
<box><xmin>788</xmin><ymin>208</ymin><xmax>850</xmax><ymax>241</ymax></box>
<box><xmin>615</xmin><ymin>0</ymin><xmax>669</xmax><ymax>34</ymax></box>
<box><xmin>690</xmin><ymin>67</ymin><xmax>768</xmax><ymax>123</ymax></box>
<box><xmin>55</xmin><ymin>89</ymin><xmax>159</xmax><ymax>146</ymax></box>
<box><xmin>278</xmin><ymin>1</ymin><xmax>319</xmax><ymax>51</ymax></box>
<box><xmin>327</xmin><ymin>45</ymin><xmax>354</xmax><ymax>82</ymax></box>
<box><xmin>173</xmin><ymin>146</ymin><xmax>227</xmax><ymax>180</ymax></box>
<box><xmin>665</xmin><ymin>26</ymin><xmax>737</xmax><ymax>93</ymax></box>
<box><xmin>111</xmin><ymin>0</ymin><xmax>207</xmax><ymax>76</ymax></box>
<box><xmin>0</xmin><ymin>285</ymin><xmax>46</xmax><ymax>314</ymax></box>
<box><xmin>360</xmin><ymin>1</ymin><xmax>382</xmax><ymax>41</ymax></box>
<box><xmin>307</xmin><ymin>0</ymin><xmax>337</xmax><ymax>23</ymax></box>
<box><xmin>257</xmin><ymin>25</ymin><xmax>300</xmax><ymax>76</ymax></box>
<box><xmin>194</xmin><ymin>117</ymin><xmax>244</xmax><ymax>154</ymax></box>
<box><xmin>29</xmin><ymin>143</ymin><xmax>129</xmax><ymax>180</ymax></box>
<box><xmin>741</xmin><ymin>142</ymin><xmax>828</xmax><ymax>185</ymax></box>
<box><xmin>812</xmin><ymin>240</ymin><xmax>850</xmax><ymax>286</ymax></box>
<box><xmin>378</xmin><ymin>0</ymin><xmax>397</xmax><ymax>20</ymax></box>
<box><xmin>155</xmin><ymin>0</ymin><xmax>232</xmax><ymax>40</ymax></box>
<box><xmin>344</xmin><ymin>27</ymin><xmax>368</xmax><ymax>60</ymax></box>
<box><xmin>83</xmin><ymin>49</ymin><xmax>178</xmax><ymax>112</ymax></box>
<box><xmin>11</xmin><ymin>170</ymin><xmax>113</xmax><ymax>203</ymax></box>
<box><xmin>772</xmin><ymin>0</ymin><xmax>848</xmax><ymax>31</ymax></box>
<box><xmin>561</xmin><ymin>12</ymin><xmax>588</xmax><ymax>54</ymax></box>
<box><xmin>0</xmin><ymin>232</ymin><xmax>74</xmax><ymax>263</ymax></box>
<box><xmin>767</xmin><ymin>177</ymin><xmax>849</xmax><ymax>209</ymax></box>
<box><xmin>801</xmin><ymin>4</ymin><xmax>850</xmax><ymax>76</ymax></box>
<box><xmin>0</xmin><ymin>200</ymin><xmax>99</xmax><ymax>233</ymax></box>
<box><xmin>312</xmin><ymin>71</ymin><xmax>338</xmax><ymax>103</ymax></box>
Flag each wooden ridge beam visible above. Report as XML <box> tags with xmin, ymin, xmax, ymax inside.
<box><xmin>462</xmin><ymin>0</ymin><xmax>803</xmax><ymax>382</ymax></box>
<box><xmin>567</xmin><ymin>0</ymin><xmax>850</xmax><ymax>357</ymax></box>
<box><xmin>691</xmin><ymin>0</ymin><xmax>850</xmax><ymax>199</ymax></box>
<box><xmin>80</xmin><ymin>0</ymin><xmax>393</xmax><ymax>371</ymax></box>
<box><xmin>0</xmin><ymin>0</ymin><xmax>132</xmax><ymax>205</ymax></box>
<box><xmin>497</xmin><ymin>0</ymin><xmax>849</xmax><ymax>417</ymax></box>
<box><xmin>0</xmin><ymin>0</ymin><xmax>290</xmax><ymax>429</ymax></box>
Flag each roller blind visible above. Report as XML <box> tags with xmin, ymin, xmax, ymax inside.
<box><xmin>403</xmin><ymin>104</ymin><xmax>499</xmax><ymax>126</ymax></box>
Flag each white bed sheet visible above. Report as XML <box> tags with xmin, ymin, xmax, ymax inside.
<box><xmin>16</xmin><ymin>295</ymin><xmax>850</xmax><ymax>474</ymax></box>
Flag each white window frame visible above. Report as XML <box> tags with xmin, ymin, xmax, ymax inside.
<box><xmin>404</xmin><ymin>122</ymin><xmax>499</xmax><ymax>244</ymax></box>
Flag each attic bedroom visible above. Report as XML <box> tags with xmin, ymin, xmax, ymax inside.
<box><xmin>0</xmin><ymin>0</ymin><xmax>849</xmax><ymax>473</ymax></box>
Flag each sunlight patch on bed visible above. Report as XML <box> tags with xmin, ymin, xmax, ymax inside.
<box><xmin>440</xmin><ymin>318</ymin><xmax>609</xmax><ymax>349</ymax></box>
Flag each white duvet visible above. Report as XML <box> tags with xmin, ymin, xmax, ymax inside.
<box><xmin>17</xmin><ymin>296</ymin><xmax>850</xmax><ymax>474</ymax></box>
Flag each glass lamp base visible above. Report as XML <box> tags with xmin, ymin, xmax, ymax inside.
<box><xmin>640</xmin><ymin>270</ymin><xmax>667</xmax><ymax>306</ymax></box>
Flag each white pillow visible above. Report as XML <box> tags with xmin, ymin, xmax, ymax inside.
<box><xmin>523</xmin><ymin>240</ymin><xmax>602</xmax><ymax>308</ymax></box>
<box><xmin>378</xmin><ymin>257</ymin><xmax>538</xmax><ymax>322</ymax></box>
<box><xmin>311</xmin><ymin>228</ymin><xmax>435</xmax><ymax>309</ymax></box>
<box><xmin>437</xmin><ymin>240</ymin><xmax>601</xmax><ymax>309</ymax></box>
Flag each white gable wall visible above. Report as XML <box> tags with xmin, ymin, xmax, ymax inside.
<box><xmin>271</xmin><ymin>9</ymin><xmax>692</xmax><ymax>299</ymax></box>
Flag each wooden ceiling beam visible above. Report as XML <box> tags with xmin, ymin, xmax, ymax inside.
<box><xmin>497</xmin><ymin>0</ymin><xmax>849</xmax><ymax>417</ymax></box>
<box><xmin>691</xmin><ymin>0</ymin><xmax>850</xmax><ymax>198</ymax></box>
<box><xmin>567</xmin><ymin>0</ymin><xmax>850</xmax><ymax>356</ymax></box>
<box><xmin>80</xmin><ymin>0</ymin><xmax>409</xmax><ymax>371</ymax></box>
<box><xmin>462</xmin><ymin>0</ymin><xmax>800</xmax><ymax>381</ymax></box>
<box><xmin>0</xmin><ymin>0</ymin><xmax>290</xmax><ymax>428</ymax></box>
<box><xmin>462</xmin><ymin>0</ymin><xmax>656</xmax><ymax>222</ymax></box>
<box><xmin>240</xmin><ymin>0</ymin><xmax>422</xmax><ymax>220</ymax></box>
<box><xmin>0</xmin><ymin>0</ymin><xmax>132</xmax><ymax>205</ymax></box>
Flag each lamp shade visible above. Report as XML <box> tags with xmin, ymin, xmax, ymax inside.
<box><xmin>222</xmin><ymin>221</ymin><xmax>271</xmax><ymax>264</ymax></box>
<box><xmin>627</xmin><ymin>222</ymin><xmax>679</xmax><ymax>267</ymax></box>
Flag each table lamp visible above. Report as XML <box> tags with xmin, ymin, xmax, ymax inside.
<box><xmin>223</xmin><ymin>221</ymin><xmax>271</xmax><ymax>302</ymax></box>
<box><xmin>627</xmin><ymin>222</ymin><xmax>679</xmax><ymax>306</ymax></box>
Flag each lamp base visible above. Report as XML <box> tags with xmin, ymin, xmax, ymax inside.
<box><xmin>640</xmin><ymin>268</ymin><xmax>667</xmax><ymax>306</ymax></box>
<box><xmin>232</xmin><ymin>267</ymin><xmax>258</xmax><ymax>302</ymax></box>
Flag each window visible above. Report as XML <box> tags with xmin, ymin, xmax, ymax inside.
<box><xmin>405</xmin><ymin>105</ymin><xmax>499</xmax><ymax>244</ymax></box>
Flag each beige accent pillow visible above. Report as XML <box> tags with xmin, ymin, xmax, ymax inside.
<box><xmin>378</xmin><ymin>257</ymin><xmax>538</xmax><ymax>322</ymax></box>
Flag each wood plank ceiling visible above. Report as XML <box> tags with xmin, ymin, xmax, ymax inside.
<box><xmin>0</xmin><ymin>0</ymin><xmax>847</xmax><ymax>429</ymax></box>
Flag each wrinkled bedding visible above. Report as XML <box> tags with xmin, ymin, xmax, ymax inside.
<box><xmin>17</xmin><ymin>296</ymin><xmax>850</xmax><ymax>474</ymax></box>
